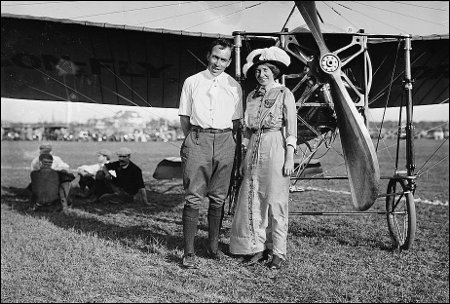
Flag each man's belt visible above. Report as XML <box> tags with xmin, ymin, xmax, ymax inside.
<box><xmin>191</xmin><ymin>126</ymin><xmax>232</xmax><ymax>133</ymax></box>
<box><xmin>251</xmin><ymin>127</ymin><xmax>282</xmax><ymax>133</ymax></box>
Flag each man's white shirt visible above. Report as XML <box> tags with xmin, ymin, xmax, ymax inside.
<box><xmin>178</xmin><ymin>69</ymin><xmax>243</xmax><ymax>129</ymax></box>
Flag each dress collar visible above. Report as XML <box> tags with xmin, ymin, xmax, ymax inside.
<box><xmin>261</xmin><ymin>81</ymin><xmax>282</xmax><ymax>92</ymax></box>
<box><xmin>253</xmin><ymin>81</ymin><xmax>282</xmax><ymax>98</ymax></box>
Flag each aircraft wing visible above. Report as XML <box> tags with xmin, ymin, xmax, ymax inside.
<box><xmin>1</xmin><ymin>13</ymin><xmax>272</xmax><ymax>108</ymax></box>
<box><xmin>367</xmin><ymin>34</ymin><xmax>449</xmax><ymax>108</ymax></box>
<box><xmin>2</xmin><ymin>13</ymin><xmax>447</xmax><ymax>110</ymax></box>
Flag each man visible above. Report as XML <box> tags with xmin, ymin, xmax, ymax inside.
<box><xmin>29</xmin><ymin>143</ymin><xmax>74</xmax><ymax>204</ymax></box>
<box><xmin>178</xmin><ymin>38</ymin><xmax>243</xmax><ymax>268</ymax></box>
<box><xmin>91</xmin><ymin>147</ymin><xmax>148</xmax><ymax>205</ymax></box>
<box><xmin>30</xmin><ymin>153</ymin><xmax>70</xmax><ymax>212</ymax></box>
<box><xmin>72</xmin><ymin>149</ymin><xmax>112</xmax><ymax>198</ymax></box>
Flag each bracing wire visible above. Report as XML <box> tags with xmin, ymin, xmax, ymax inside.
<box><xmin>70</xmin><ymin>2</ymin><xmax>198</xmax><ymax>20</ymax></box>
<box><xmin>183</xmin><ymin>2</ymin><xmax>267</xmax><ymax>30</ymax></box>
<box><xmin>415</xmin><ymin>122</ymin><xmax>449</xmax><ymax>138</ymax></box>
<box><xmin>29</xmin><ymin>62</ymin><xmax>181</xmax><ymax>147</ymax></box>
<box><xmin>138</xmin><ymin>1</ymin><xmax>242</xmax><ymax>26</ymax></box>
<box><xmin>417</xmin><ymin>155</ymin><xmax>449</xmax><ymax>178</ymax></box>
<box><xmin>32</xmin><ymin>22</ymin><xmax>179</xmax><ymax>124</ymax></box>
<box><xmin>319</xmin><ymin>1</ymin><xmax>359</xmax><ymax>29</ymax></box>
<box><xmin>330</xmin><ymin>1</ymin><xmax>408</xmax><ymax>33</ymax></box>
<box><xmin>366</xmin><ymin>111</ymin><xmax>395</xmax><ymax>164</ymax></box>
<box><xmin>369</xmin><ymin>52</ymin><xmax>427</xmax><ymax>106</ymax></box>
<box><xmin>390</xmin><ymin>1</ymin><xmax>448</xmax><ymax>12</ymax></box>
<box><xmin>32</xmin><ymin>67</ymin><xmax>100</xmax><ymax>104</ymax></box>
<box><xmin>376</xmin><ymin>39</ymin><xmax>401</xmax><ymax>152</ymax></box>
<box><xmin>353</xmin><ymin>1</ymin><xmax>446</xmax><ymax>27</ymax></box>
<box><xmin>416</xmin><ymin>137</ymin><xmax>449</xmax><ymax>176</ymax></box>
<box><xmin>31</xmin><ymin>66</ymin><xmax>183</xmax><ymax>149</ymax></box>
<box><xmin>1</xmin><ymin>1</ymin><xmax>78</xmax><ymax>6</ymax></box>
<box><xmin>28</xmin><ymin>85</ymin><xmax>120</xmax><ymax>118</ymax></box>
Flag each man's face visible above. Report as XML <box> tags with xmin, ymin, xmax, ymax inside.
<box><xmin>118</xmin><ymin>155</ymin><xmax>130</xmax><ymax>167</ymax></box>
<box><xmin>40</xmin><ymin>159</ymin><xmax>53</xmax><ymax>169</ymax></box>
<box><xmin>97</xmin><ymin>154</ymin><xmax>107</xmax><ymax>163</ymax></box>
<box><xmin>207</xmin><ymin>45</ymin><xmax>232</xmax><ymax>77</ymax></box>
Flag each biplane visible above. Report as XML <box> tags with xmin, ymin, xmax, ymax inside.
<box><xmin>1</xmin><ymin>1</ymin><xmax>448</xmax><ymax>251</ymax></box>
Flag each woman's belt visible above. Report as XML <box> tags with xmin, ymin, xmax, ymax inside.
<box><xmin>191</xmin><ymin>125</ymin><xmax>232</xmax><ymax>133</ymax></box>
<box><xmin>251</xmin><ymin>127</ymin><xmax>282</xmax><ymax>133</ymax></box>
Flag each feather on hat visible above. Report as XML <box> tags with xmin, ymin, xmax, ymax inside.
<box><xmin>242</xmin><ymin>46</ymin><xmax>291</xmax><ymax>78</ymax></box>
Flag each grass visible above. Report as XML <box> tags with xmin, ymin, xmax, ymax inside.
<box><xmin>1</xmin><ymin>139</ymin><xmax>449</xmax><ymax>302</ymax></box>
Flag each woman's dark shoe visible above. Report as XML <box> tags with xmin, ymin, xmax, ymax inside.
<box><xmin>235</xmin><ymin>255</ymin><xmax>247</xmax><ymax>263</ymax></box>
<box><xmin>268</xmin><ymin>254</ymin><xmax>283</xmax><ymax>270</ymax></box>
<box><xmin>261</xmin><ymin>249</ymin><xmax>271</xmax><ymax>262</ymax></box>
<box><xmin>240</xmin><ymin>249</ymin><xmax>270</xmax><ymax>266</ymax></box>
<box><xmin>240</xmin><ymin>251</ymin><xmax>263</xmax><ymax>266</ymax></box>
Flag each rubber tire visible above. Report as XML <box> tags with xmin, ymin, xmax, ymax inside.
<box><xmin>386</xmin><ymin>178</ymin><xmax>416</xmax><ymax>250</ymax></box>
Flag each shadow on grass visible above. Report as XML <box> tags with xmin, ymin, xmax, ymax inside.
<box><xmin>3</xmin><ymin>184</ymin><xmax>394</xmax><ymax>261</ymax></box>
<box><xmin>1</xmin><ymin>183</ymin><xmax>224</xmax><ymax>265</ymax></box>
<box><xmin>288</xmin><ymin>218</ymin><xmax>394</xmax><ymax>251</ymax></box>
<box><xmin>2</xmin><ymin>184</ymin><xmax>393</xmax><ymax>255</ymax></box>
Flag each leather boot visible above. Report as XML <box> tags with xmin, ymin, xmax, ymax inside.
<box><xmin>182</xmin><ymin>206</ymin><xmax>199</xmax><ymax>256</ymax></box>
<box><xmin>269</xmin><ymin>254</ymin><xmax>283</xmax><ymax>270</ymax></box>
<box><xmin>207</xmin><ymin>206</ymin><xmax>223</xmax><ymax>258</ymax></box>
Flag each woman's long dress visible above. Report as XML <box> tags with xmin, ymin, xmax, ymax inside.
<box><xmin>230</xmin><ymin>83</ymin><xmax>297</xmax><ymax>260</ymax></box>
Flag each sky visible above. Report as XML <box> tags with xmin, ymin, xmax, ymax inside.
<box><xmin>1</xmin><ymin>1</ymin><xmax>449</xmax><ymax>123</ymax></box>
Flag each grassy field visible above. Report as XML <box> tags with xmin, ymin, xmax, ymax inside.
<box><xmin>1</xmin><ymin>139</ymin><xmax>448</xmax><ymax>302</ymax></box>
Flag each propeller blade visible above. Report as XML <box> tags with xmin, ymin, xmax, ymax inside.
<box><xmin>295</xmin><ymin>1</ymin><xmax>328</xmax><ymax>55</ymax></box>
<box><xmin>295</xmin><ymin>1</ymin><xmax>380</xmax><ymax>210</ymax></box>
<box><xmin>330</xmin><ymin>73</ymin><xmax>380</xmax><ymax>210</ymax></box>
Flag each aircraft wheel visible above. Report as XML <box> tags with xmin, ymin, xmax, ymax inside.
<box><xmin>386</xmin><ymin>178</ymin><xmax>416</xmax><ymax>250</ymax></box>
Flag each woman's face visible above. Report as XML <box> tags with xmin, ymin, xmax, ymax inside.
<box><xmin>255</xmin><ymin>64</ymin><xmax>275</xmax><ymax>87</ymax></box>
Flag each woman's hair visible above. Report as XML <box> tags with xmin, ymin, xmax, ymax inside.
<box><xmin>256</xmin><ymin>62</ymin><xmax>281</xmax><ymax>79</ymax></box>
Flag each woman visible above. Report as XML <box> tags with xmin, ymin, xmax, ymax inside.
<box><xmin>229</xmin><ymin>47</ymin><xmax>297</xmax><ymax>269</ymax></box>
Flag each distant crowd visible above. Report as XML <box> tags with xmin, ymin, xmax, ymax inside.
<box><xmin>1</xmin><ymin>126</ymin><xmax>182</xmax><ymax>142</ymax></box>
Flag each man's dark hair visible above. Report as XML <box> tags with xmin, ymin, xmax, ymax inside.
<box><xmin>39</xmin><ymin>153</ymin><xmax>53</xmax><ymax>162</ymax></box>
<box><xmin>209</xmin><ymin>38</ymin><xmax>234</xmax><ymax>53</ymax></box>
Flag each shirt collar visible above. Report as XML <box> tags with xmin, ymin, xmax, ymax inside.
<box><xmin>203</xmin><ymin>69</ymin><xmax>225</xmax><ymax>82</ymax></box>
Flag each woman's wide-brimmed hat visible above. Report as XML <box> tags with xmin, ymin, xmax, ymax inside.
<box><xmin>242</xmin><ymin>46</ymin><xmax>291</xmax><ymax>78</ymax></box>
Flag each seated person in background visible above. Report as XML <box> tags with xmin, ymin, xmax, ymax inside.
<box><xmin>30</xmin><ymin>153</ymin><xmax>70</xmax><ymax>212</ymax></box>
<box><xmin>31</xmin><ymin>143</ymin><xmax>70</xmax><ymax>172</ymax></box>
<box><xmin>88</xmin><ymin>147</ymin><xmax>148</xmax><ymax>205</ymax></box>
<box><xmin>28</xmin><ymin>143</ymin><xmax>75</xmax><ymax>199</ymax></box>
<box><xmin>71</xmin><ymin>149</ymin><xmax>112</xmax><ymax>198</ymax></box>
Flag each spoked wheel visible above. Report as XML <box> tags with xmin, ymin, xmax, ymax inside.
<box><xmin>386</xmin><ymin>178</ymin><xmax>416</xmax><ymax>250</ymax></box>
